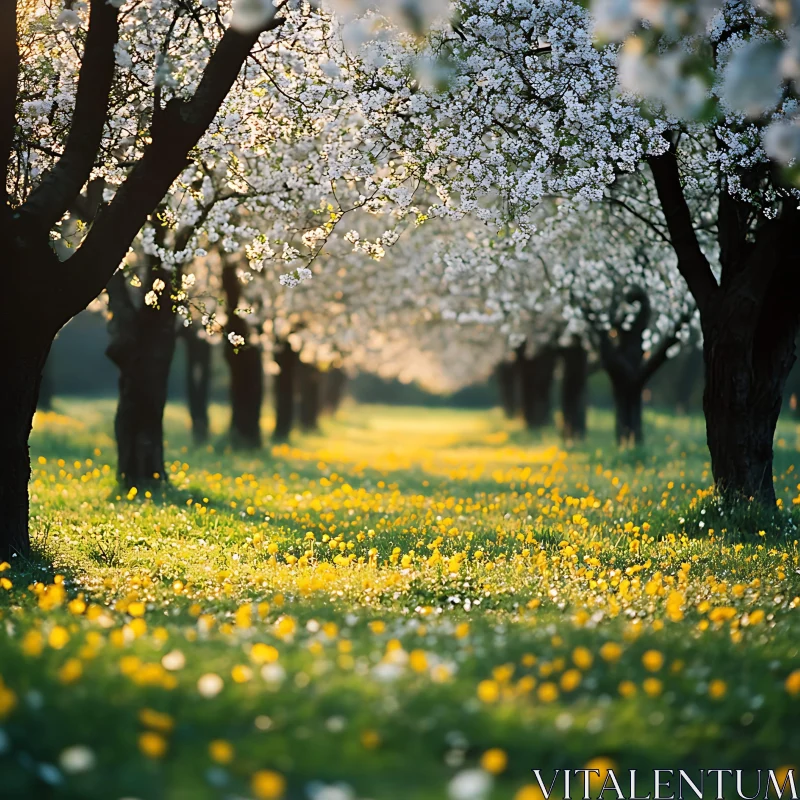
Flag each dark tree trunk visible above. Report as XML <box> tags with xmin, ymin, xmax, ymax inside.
<box><xmin>322</xmin><ymin>368</ymin><xmax>347</xmax><ymax>415</ymax></box>
<box><xmin>225</xmin><ymin>344</ymin><xmax>263</xmax><ymax>450</ymax></box>
<box><xmin>0</xmin><ymin>339</ymin><xmax>52</xmax><ymax>561</ymax></box>
<box><xmin>496</xmin><ymin>361</ymin><xmax>517</xmax><ymax>419</ymax></box>
<box><xmin>298</xmin><ymin>361</ymin><xmax>322</xmax><ymax>432</ymax></box>
<box><xmin>611</xmin><ymin>378</ymin><xmax>644</xmax><ymax>447</ymax></box>
<box><xmin>561</xmin><ymin>339</ymin><xmax>588</xmax><ymax>441</ymax></box>
<box><xmin>273</xmin><ymin>340</ymin><xmax>298</xmax><ymax>443</ymax></box>
<box><xmin>184</xmin><ymin>328</ymin><xmax>212</xmax><ymax>445</ymax></box>
<box><xmin>518</xmin><ymin>344</ymin><xmax>557</xmax><ymax>429</ymax></box>
<box><xmin>222</xmin><ymin>263</ymin><xmax>263</xmax><ymax>450</ymax></box>
<box><xmin>37</xmin><ymin>353</ymin><xmax>56</xmax><ymax>411</ymax></box>
<box><xmin>702</xmin><ymin>292</ymin><xmax>799</xmax><ymax>505</ymax></box>
<box><xmin>106</xmin><ymin>270</ymin><xmax>176</xmax><ymax>489</ymax></box>
<box><xmin>649</xmin><ymin>146</ymin><xmax>800</xmax><ymax>506</ymax></box>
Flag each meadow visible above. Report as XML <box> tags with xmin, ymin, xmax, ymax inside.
<box><xmin>1</xmin><ymin>401</ymin><xmax>800</xmax><ymax>800</ymax></box>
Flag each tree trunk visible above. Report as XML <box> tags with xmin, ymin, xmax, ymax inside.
<box><xmin>496</xmin><ymin>361</ymin><xmax>517</xmax><ymax>419</ymax></box>
<box><xmin>222</xmin><ymin>263</ymin><xmax>263</xmax><ymax>450</ymax></box>
<box><xmin>184</xmin><ymin>328</ymin><xmax>211</xmax><ymax>445</ymax></box>
<box><xmin>702</xmin><ymin>299</ymin><xmax>798</xmax><ymax>505</ymax></box>
<box><xmin>322</xmin><ymin>368</ymin><xmax>347</xmax><ymax>415</ymax></box>
<box><xmin>106</xmin><ymin>271</ymin><xmax>176</xmax><ymax>489</ymax></box>
<box><xmin>611</xmin><ymin>378</ymin><xmax>644</xmax><ymax>447</ymax></box>
<box><xmin>0</xmin><ymin>341</ymin><xmax>52</xmax><ymax>561</ymax></box>
<box><xmin>561</xmin><ymin>340</ymin><xmax>588</xmax><ymax>441</ymax></box>
<box><xmin>298</xmin><ymin>361</ymin><xmax>322</xmax><ymax>432</ymax></box>
<box><xmin>273</xmin><ymin>341</ymin><xmax>298</xmax><ymax>443</ymax></box>
<box><xmin>518</xmin><ymin>345</ymin><xmax>556</xmax><ymax>430</ymax></box>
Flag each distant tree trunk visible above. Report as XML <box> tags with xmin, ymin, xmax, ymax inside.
<box><xmin>106</xmin><ymin>269</ymin><xmax>176</xmax><ymax>489</ymax></box>
<box><xmin>561</xmin><ymin>339</ymin><xmax>587</xmax><ymax>441</ymax></box>
<box><xmin>223</xmin><ymin>262</ymin><xmax>262</xmax><ymax>450</ymax></box>
<box><xmin>0</xmin><ymin>339</ymin><xmax>52</xmax><ymax>561</ymax></box>
<box><xmin>518</xmin><ymin>344</ymin><xmax>556</xmax><ymax>430</ymax></box>
<box><xmin>596</xmin><ymin>287</ymin><xmax>654</xmax><ymax>447</ymax></box>
<box><xmin>496</xmin><ymin>361</ymin><xmax>517</xmax><ymax>419</ymax></box>
<box><xmin>298</xmin><ymin>361</ymin><xmax>322</xmax><ymax>432</ymax></box>
<box><xmin>273</xmin><ymin>340</ymin><xmax>299</xmax><ymax>443</ymax></box>
<box><xmin>37</xmin><ymin>354</ymin><xmax>55</xmax><ymax>411</ymax></box>
<box><xmin>610</xmin><ymin>377</ymin><xmax>644</xmax><ymax>447</ymax></box>
<box><xmin>322</xmin><ymin>368</ymin><xmax>347</xmax><ymax>415</ymax></box>
<box><xmin>184</xmin><ymin>328</ymin><xmax>211</xmax><ymax>445</ymax></box>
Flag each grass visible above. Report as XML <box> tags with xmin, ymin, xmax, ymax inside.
<box><xmin>1</xmin><ymin>400</ymin><xmax>800</xmax><ymax>799</ymax></box>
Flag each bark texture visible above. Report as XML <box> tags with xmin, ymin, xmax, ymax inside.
<box><xmin>106</xmin><ymin>269</ymin><xmax>176</xmax><ymax>489</ymax></box>
<box><xmin>273</xmin><ymin>340</ymin><xmax>299</xmax><ymax>443</ymax></box>
<box><xmin>184</xmin><ymin>328</ymin><xmax>212</xmax><ymax>445</ymax></box>
<box><xmin>496</xmin><ymin>361</ymin><xmax>518</xmax><ymax>419</ymax></box>
<box><xmin>322</xmin><ymin>368</ymin><xmax>347</xmax><ymax>415</ymax></box>
<box><xmin>560</xmin><ymin>338</ymin><xmax>588</xmax><ymax>441</ymax></box>
<box><xmin>518</xmin><ymin>344</ymin><xmax>557</xmax><ymax>430</ymax></box>
<box><xmin>298</xmin><ymin>361</ymin><xmax>322</xmax><ymax>432</ymax></box>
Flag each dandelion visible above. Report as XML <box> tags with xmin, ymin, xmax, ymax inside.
<box><xmin>251</xmin><ymin>769</ymin><xmax>286</xmax><ymax>799</ymax></box>
<box><xmin>480</xmin><ymin>748</ymin><xmax>508</xmax><ymax>774</ymax></box>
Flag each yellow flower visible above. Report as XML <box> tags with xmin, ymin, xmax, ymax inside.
<box><xmin>537</xmin><ymin>682</ymin><xmax>559</xmax><ymax>703</ymax></box>
<box><xmin>48</xmin><ymin>626</ymin><xmax>70</xmax><ymax>650</ymax></box>
<box><xmin>231</xmin><ymin>664</ymin><xmax>253</xmax><ymax>683</ymax></box>
<box><xmin>585</xmin><ymin>757</ymin><xmax>618</xmax><ymax>792</ymax></box>
<box><xmin>572</xmin><ymin>647</ymin><xmax>593</xmax><ymax>670</ymax></box>
<box><xmin>251</xmin><ymin>770</ymin><xmax>286</xmax><ymax>799</ymax></box>
<box><xmin>477</xmin><ymin>679</ymin><xmax>500</xmax><ymax>703</ymax></box>
<box><xmin>0</xmin><ymin>680</ymin><xmax>17</xmax><ymax>719</ymax></box>
<box><xmin>58</xmin><ymin>658</ymin><xmax>83</xmax><ymax>684</ymax></box>
<box><xmin>209</xmin><ymin>739</ymin><xmax>235</xmax><ymax>765</ymax></box>
<box><xmin>127</xmin><ymin>601</ymin><xmax>145</xmax><ymax>617</ymax></box>
<box><xmin>643</xmin><ymin>677</ymin><xmax>663</xmax><ymax>697</ymax></box>
<box><xmin>361</xmin><ymin>730</ymin><xmax>381</xmax><ymax>749</ymax></box>
<box><xmin>708</xmin><ymin>679</ymin><xmax>727</xmax><ymax>699</ymax></box>
<box><xmin>480</xmin><ymin>748</ymin><xmax>508</xmax><ymax>775</ymax></box>
<box><xmin>138</xmin><ymin>731</ymin><xmax>167</xmax><ymax>759</ymax></box>
<box><xmin>618</xmin><ymin>680</ymin><xmax>637</xmax><ymax>698</ymax></box>
<box><xmin>560</xmin><ymin>669</ymin><xmax>582</xmax><ymax>692</ymax></box>
<box><xmin>251</xmin><ymin>643</ymin><xmax>280</xmax><ymax>664</ymax></box>
<box><xmin>785</xmin><ymin>670</ymin><xmax>800</xmax><ymax>696</ymax></box>
<box><xmin>642</xmin><ymin>650</ymin><xmax>664</xmax><ymax>672</ymax></box>
<box><xmin>22</xmin><ymin>630</ymin><xmax>44</xmax><ymax>657</ymax></box>
<box><xmin>409</xmin><ymin>650</ymin><xmax>428</xmax><ymax>673</ymax></box>
<box><xmin>138</xmin><ymin>708</ymin><xmax>175</xmax><ymax>733</ymax></box>
<box><xmin>599</xmin><ymin>642</ymin><xmax>622</xmax><ymax>663</ymax></box>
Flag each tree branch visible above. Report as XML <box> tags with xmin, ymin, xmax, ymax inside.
<box><xmin>22</xmin><ymin>0</ymin><xmax>120</xmax><ymax>230</ymax></box>
<box><xmin>58</xmin><ymin>18</ymin><xmax>284</xmax><ymax>324</ymax></box>
<box><xmin>647</xmin><ymin>149</ymin><xmax>718</xmax><ymax>314</ymax></box>
<box><xmin>0</xmin><ymin>0</ymin><xmax>19</xmax><ymax>195</ymax></box>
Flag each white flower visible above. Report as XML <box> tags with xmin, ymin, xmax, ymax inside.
<box><xmin>59</xmin><ymin>745</ymin><xmax>96</xmax><ymax>774</ymax></box>
<box><xmin>448</xmin><ymin>769</ymin><xmax>492</xmax><ymax>800</ymax></box>
<box><xmin>228</xmin><ymin>332</ymin><xmax>246</xmax><ymax>348</ymax></box>
<box><xmin>197</xmin><ymin>673</ymin><xmax>224</xmax><ymax>698</ymax></box>
<box><xmin>56</xmin><ymin>9</ymin><xmax>81</xmax><ymax>30</ymax></box>
<box><xmin>161</xmin><ymin>650</ymin><xmax>186</xmax><ymax>671</ymax></box>
<box><xmin>231</xmin><ymin>0</ymin><xmax>276</xmax><ymax>33</ymax></box>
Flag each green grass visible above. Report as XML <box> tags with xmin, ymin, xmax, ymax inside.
<box><xmin>1</xmin><ymin>400</ymin><xmax>800</xmax><ymax>799</ymax></box>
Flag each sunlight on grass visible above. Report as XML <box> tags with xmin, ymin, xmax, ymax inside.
<box><xmin>3</xmin><ymin>402</ymin><xmax>800</xmax><ymax>799</ymax></box>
